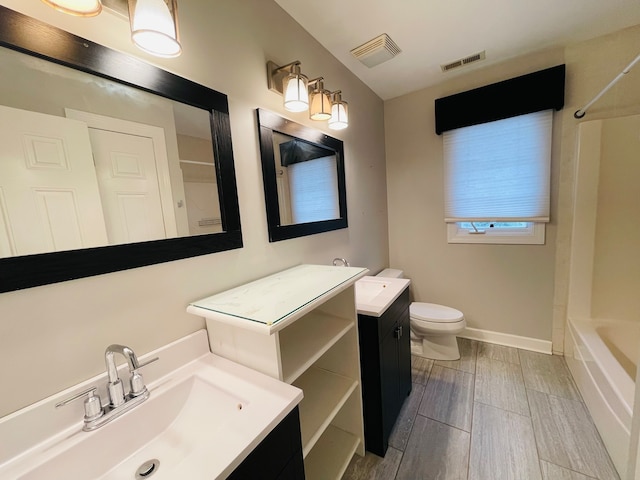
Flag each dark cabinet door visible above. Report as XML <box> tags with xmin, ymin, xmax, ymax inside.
<box><xmin>227</xmin><ymin>407</ymin><xmax>304</xmax><ymax>480</ymax></box>
<box><xmin>397</xmin><ymin>309</ymin><xmax>412</xmax><ymax>399</ymax></box>
<box><xmin>380</xmin><ymin>326</ymin><xmax>401</xmax><ymax>448</ymax></box>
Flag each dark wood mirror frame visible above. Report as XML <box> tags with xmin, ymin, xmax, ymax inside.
<box><xmin>257</xmin><ymin>109</ymin><xmax>348</xmax><ymax>242</ymax></box>
<box><xmin>0</xmin><ymin>6</ymin><xmax>242</xmax><ymax>293</ymax></box>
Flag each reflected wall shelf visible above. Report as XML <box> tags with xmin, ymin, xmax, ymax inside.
<box><xmin>188</xmin><ymin>264</ymin><xmax>368</xmax><ymax>479</ymax></box>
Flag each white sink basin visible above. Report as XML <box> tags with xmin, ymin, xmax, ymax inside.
<box><xmin>355</xmin><ymin>276</ymin><xmax>410</xmax><ymax>317</ymax></box>
<box><xmin>0</xmin><ymin>331</ymin><xmax>302</xmax><ymax>480</ymax></box>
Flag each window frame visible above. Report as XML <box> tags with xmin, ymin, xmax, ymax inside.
<box><xmin>447</xmin><ymin>222</ymin><xmax>545</xmax><ymax>244</ymax></box>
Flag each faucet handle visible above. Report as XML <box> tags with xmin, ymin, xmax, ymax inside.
<box><xmin>129</xmin><ymin>356</ymin><xmax>159</xmax><ymax>397</ymax></box>
<box><xmin>55</xmin><ymin>386</ymin><xmax>104</xmax><ymax>422</ymax></box>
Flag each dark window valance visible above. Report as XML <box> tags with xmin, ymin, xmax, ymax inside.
<box><xmin>279</xmin><ymin>139</ymin><xmax>333</xmax><ymax>167</ymax></box>
<box><xmin>435</xmin><ymin>64</ymin><xmax>565</xmax><ymax>135</ymax></box>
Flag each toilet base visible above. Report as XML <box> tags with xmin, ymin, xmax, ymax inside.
<box><xmin>411</xmin><ymin>335</ymin><xmax>461</xmax><ymax>361</ymax></box>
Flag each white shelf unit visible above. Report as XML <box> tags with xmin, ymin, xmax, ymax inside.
<box><xmin>295</xmin><ymin>365</ymin><xmax>358</xmax><ymax>456</ymax></box>
<box><xmin>304</xmin><ymin>425</ymin><xmax>360</xmax><ymax>480</ymax></box>
<box><xmin>280</xmin><ymin>312</ymin><xmax>353</xmax><ymax>384</ymax></box>
<box><xmin>188</xmin><ymin>265</ymin><xmax>368</xmax><ymax>479</ymax></box>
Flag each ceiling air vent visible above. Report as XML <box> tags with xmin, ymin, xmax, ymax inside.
<box><xmin>441</xmin><ymin>51</ymin><xmax>486</xmax><ymax>72</ymax></box>
<box><xmin>351</xmin><ymin>34</ymin><xmax>402</xmax><ymax>68</ymax></box>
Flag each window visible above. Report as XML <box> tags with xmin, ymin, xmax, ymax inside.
<box><xmin>443</xmin><ymin>110</ymin><xmax>552</xmax><ymax>245</ymax></box>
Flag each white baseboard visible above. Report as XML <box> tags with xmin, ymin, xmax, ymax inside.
<box><xmin>459</xmin><ymin>327</ymin><xmax>552</xmax><ymax>355</ymax></box>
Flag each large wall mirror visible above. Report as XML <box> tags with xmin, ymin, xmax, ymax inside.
<box><xmin>257</xmin><ymin>109</ymin><xmax>347</xmax><ymax>242</ymax></box>
<box><xmin>0</xmin><ymin>6</ymin><xmax>242</xmax><ymax>293</ymax></box>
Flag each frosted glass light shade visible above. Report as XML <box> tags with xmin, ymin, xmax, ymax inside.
<box><xmin>41</xmin><ymin>0</ymin><xmax>102</xmax><ymax>16</ymax></box>
<box><xmin>129</xmin><ymin>0</ymin><xmax>182</xmax><ymax>58</ymax></box>
<box><xmin>310</xmin><ymin>88</ymin><xmax>332</xmax><ymax>121</ymax></box>
<box><xmin>283</xmin><ymin>72</ymin><xmax>309</xmax><ymax>112</ymax></box>
<box><xmin>328</xmin><ymin>99</ymin><xmax>348</xmax><ymax>130</ymax></box>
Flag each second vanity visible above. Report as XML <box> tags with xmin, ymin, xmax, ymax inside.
<box><xmin>188</xmin><ymin>264</ymin><xmax>369</xmax><ymax>480</ymax></box>
<box><xmin>355</xmin><ymin>276</ymin><xmax>412</xmax><ymax>456</ymax></box>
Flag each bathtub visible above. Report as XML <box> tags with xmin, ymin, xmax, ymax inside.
<box><xmin>566</xmin><ymin>317</ymin><xmax>639</xmax><ymax>477</ymax></box>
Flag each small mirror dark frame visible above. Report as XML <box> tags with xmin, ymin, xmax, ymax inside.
<box><xmin>257</xmin><ymin>109</ymin><xmax>348</xmax><ymax>242</ymax></box>
<box><xmin>0</xmin><ymin>6</ymin><xmax>242</xmax><ymax>293</ymax></box>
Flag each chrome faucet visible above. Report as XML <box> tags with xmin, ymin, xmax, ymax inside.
<box><xmin>105</xmin><ymin>344</ymin><xmax>150</xmax><ymax>407</ymax></box>
<box><xmin>333</xmin><ymin>257</ymin><xmax>350</xmax><ymax>267</ymax></box>
<box><xmin>56</xmin><ymin>344</ymin><xmax>158</xmax><ymax>431</ymax></box>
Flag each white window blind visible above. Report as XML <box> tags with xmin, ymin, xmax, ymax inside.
<box><xmin>289</xmin><ymin>155</ymin><xmax>340</xmax><ymax>224</ymax></box>
<box><xmin>443</xmin><ymin>109</ymin><xmax>552</xmax><ymax>223</ymax></box>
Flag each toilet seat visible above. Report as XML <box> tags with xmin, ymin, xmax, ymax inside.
<box><xmin>410</xmin><ymin>303</ymin><xmax>464</xmax><ymax>323</ymax></box>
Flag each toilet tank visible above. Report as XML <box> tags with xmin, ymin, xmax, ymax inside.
<box><xmin>376</xmin><ymin>268</ymin><xmax>404</xmax><ymax>279</ymax></box>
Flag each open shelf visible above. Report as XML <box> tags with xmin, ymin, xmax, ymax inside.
<box><xmin>293</xmin><ymin>366</ymin><xmax>358</xmax><ymax>457</ymax></box>
<box><xmin>304</xmin><ymin>425</ymin><xmax>360</xmax><ymax>480</ymax></box>
<box><xmin>280</xmin><ymin>312</ymin><xmax>353</xmax><ymax>383</ymax></box>
<box><xmin>189</xmin><ymin>266</ymin><xmax>366</xmax><ymax>476</ymax></box>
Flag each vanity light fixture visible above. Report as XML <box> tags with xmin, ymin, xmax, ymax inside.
<box><xmin>308</xmin><ymin>78</ymin><xmax>332</xmax><ymax>121</ymax></box>
<box><xmin>267</xmin><ymin>60</ymin><xmax>349</xmax><ymax>129</ymax></box>
<box><xmin>328</xmin><ymin>91</ymin><xmax>349</xmax><ymax>130</ymax></box>
<box><xmin>128</xmin><ymin>0</ymin><xmax>182</xmax><ymax>58</ymax></box>
<box><xmin>41</xmin><ymin>0</ymin><xmax>102</xmax><ymax>16</ymax></box>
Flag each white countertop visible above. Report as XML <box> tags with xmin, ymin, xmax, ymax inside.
<box><xmin>0</xmin><ymin>330</ymin><xmax>302</xmax><ymax>480</ymax></box>
<box><xmin>355</xmin><ymin>276</ymin><xmax>411</xmax><ymax>317</ymax></box>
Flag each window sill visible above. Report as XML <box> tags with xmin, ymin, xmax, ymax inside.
<box><xmin>446</xmin><ymin>223</ymin><xmax>545</xmax><ymax>245</ymax></box>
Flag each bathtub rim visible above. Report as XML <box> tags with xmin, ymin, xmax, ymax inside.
<box><xmin>566</xmin><ymin>317</ymin><xmax>634</xmax><ymax>478</ymax></box>
<box><xmin>569</xmin><ymin>317</ymin><xmax>635</xmax><ymax>416</ymax></box>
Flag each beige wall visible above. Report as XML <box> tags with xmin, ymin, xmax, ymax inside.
<box><xmin>385</xmin><ymin>49</ymin><xmax>564</xmax><ymax>342</ymax></box>
<box><xmin>386</xmin><ymin>24</ymin><xmax>640</xmax><ymax>351</ymax></box>
<box><xmin>591</xmin><ymin>115</ymin><xmax>640</xmax><ymax>321</ymax></box>
<box><xmin>0</xmin><ymin>0</ymin><xmax>388</xmax><ymax>416</ymax></box>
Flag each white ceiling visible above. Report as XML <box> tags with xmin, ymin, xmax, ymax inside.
<box><xmin>275</xmin><ymin>0</ymin><xmax>640</xmax><ymax>100</ymax></box>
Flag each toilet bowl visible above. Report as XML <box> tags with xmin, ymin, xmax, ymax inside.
<box><xmin>377</xmin><ymin>268</ymin><xmax>466</xmax><ymax>360</ymax></box>
<box><xmin>409</xmin><ymin>302</ymin><xmax>466</xmax><ymax>360</ymax></box>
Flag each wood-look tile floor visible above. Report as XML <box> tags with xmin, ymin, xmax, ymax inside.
<box><xmin>342</xmin><ymin>338</ymin><xmax>619</xmax><ymax>480</ymax></box>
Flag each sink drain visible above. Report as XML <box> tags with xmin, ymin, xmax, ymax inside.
<box><xmin>135</xmin><ymin>459</ymin><xmax>160</xmax><ymax>479</ymax></box>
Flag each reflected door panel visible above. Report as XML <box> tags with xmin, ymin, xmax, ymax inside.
<box><xmin>0</xmin><ymin>105</ymin><xmax>108</xmax><ymax>257</ymax></box>
<box><xmin>88</xmin><ymin>129</ymin><xmax>167</xmax><ymax>244</ymax></box>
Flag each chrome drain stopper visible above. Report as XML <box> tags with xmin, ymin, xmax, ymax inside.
<box><xmin>135</xmin><ymin>459</ymin><xmax>160</xmax><ymax>479</ymax></box>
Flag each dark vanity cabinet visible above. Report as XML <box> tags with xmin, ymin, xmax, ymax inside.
<box><xmin>357</xmin><ymin>288</ymin><xmax>411</xmax><ymax>457</ymax></box>
<box><xmin>228</xmin><ymin>407</ymin><xmax>305</xmax><ymax>480</ymax></box>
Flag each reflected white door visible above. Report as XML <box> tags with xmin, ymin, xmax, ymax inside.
<box><xmin>0</xmin><ymin>104</ymin><xmax>108</xmax><ymax>258</ymax></box>
<box><xmin>88</xmin><ymin>129</ymin><xmax>166</xmax><ymax>244</ymax></box>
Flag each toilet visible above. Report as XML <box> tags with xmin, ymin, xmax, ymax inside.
<box><xmin>377</xmin><ymin>268</ymin><xmax>466</xmax><ymax>360</ymax></box>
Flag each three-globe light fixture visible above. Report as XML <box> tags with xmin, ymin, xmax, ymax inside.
<box><xmin>268</xmin><ymin>60</ymin><xmax>349</xmax><ymax>130</ymax></box>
